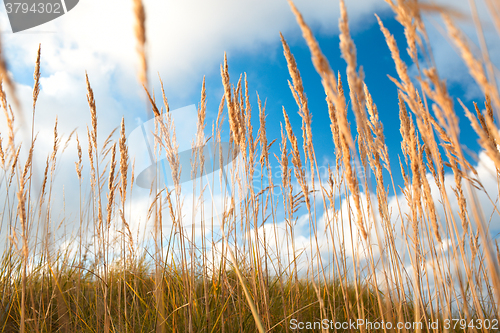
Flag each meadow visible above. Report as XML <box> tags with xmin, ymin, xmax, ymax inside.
<box><xmin>1</xmin><ymin>0</ymin><xmax>500</xmax><ymax>331</ymax></box>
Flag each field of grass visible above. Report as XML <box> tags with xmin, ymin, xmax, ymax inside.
<box><xmin>1</xmin><ymin>0</ymin><xmax>500</xmax><ymax>332</ymax></box>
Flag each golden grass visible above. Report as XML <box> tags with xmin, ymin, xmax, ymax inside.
<box><xmin>0</xmin><ymin>0</ymin><xmax>500</xmax><ymax>332</ymax></box>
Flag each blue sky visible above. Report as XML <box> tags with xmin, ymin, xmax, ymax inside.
<box><xmin>0</xmin><ymin>0</ymin><xmax>489</xmax><ymax>169</ymax></box>
<box><xmin>190</xmin><ymin>4</ymin><xmax>488</xmax><ymax>189</ymax></box>
<box><xmin>1</xmin><ymin>0</ymin><xmax>499</xmax><ymax>266</ymax></box>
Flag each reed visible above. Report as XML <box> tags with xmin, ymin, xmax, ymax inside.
<box><xmin>0</xmin><ymin>0</ymin><xmax>499</xmax><ymax>332</ymax></box>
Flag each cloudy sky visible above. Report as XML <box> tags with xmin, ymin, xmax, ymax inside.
<box><xmin>1</xmin><ymin>0</ymin><xmax>493</xmax><ymax>153</ymax></box>
<box><xmin>0</xmin><ymin>0</ymin><xmax>499</xmax><ymax>277</ymax></box>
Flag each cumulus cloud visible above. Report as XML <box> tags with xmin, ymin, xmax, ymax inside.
<box><xmin>241</xmin><ymin>146</ymin><xmax>500</xmax><ymax>300</ymax></box>
<box><xmin>0</xmin><ymin>0</ymin><xmax>390</xmax><ymax>244</ymax></box>
<box><xmin>0</xmin><ymin>0</ymin><xmax>388</xmax><ymax>114</ymax></box>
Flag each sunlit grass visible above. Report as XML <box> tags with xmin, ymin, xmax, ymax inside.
<box><xmin>1</xmin><ymin>0</ymin><xmax>500</xmax><ymax>332</ymax></box>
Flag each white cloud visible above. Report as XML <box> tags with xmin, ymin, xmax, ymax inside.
<box><xmin>0</xmin><ymin>0</ymin><xmax>389</xmax><ymax>130</ymax></box>
<box><xmin>0</xmin><ymin>0</ymin><xmax>389</xmax><ymax>226</ymax></box>
<box><xmin>238</xmin><ymin>147</ymin><xmax>500</xmax><ymax>300</ymax></box>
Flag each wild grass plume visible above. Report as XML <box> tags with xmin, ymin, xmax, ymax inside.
<box><xmin>0</xmin><ymin>0</ymin><xmax>500</xmax><ymax>332</ymax></box>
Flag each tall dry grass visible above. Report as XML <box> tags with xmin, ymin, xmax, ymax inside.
<box><xmin>0</xmin><ymin>0</ymin><xmax>499</xmax><ymax>332</ymax></box>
